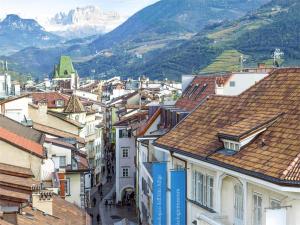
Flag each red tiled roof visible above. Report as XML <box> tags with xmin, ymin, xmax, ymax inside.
<box><xmin>0</xmin><ymin>163</ymin><xmax>33</xmax><ymax>178</ymax></box>
<box><xmin>0</xmin><ymin>127</ymin><xmax>44</xmax><ymax>158</ymax></box>
<box><xmin>31</xmin><ymin>92</ymin><xmax>69</xmax><ymax>108</ymax></box>
<box><xmin>156</xmin><ymin>68</ymin><xmax>300</xmax><ymax>185</ymax></box>
<box><xmin>33</xmin><ymin>123</ymin><xmax>85</xmax><ymax>144</ymax></box>
<box><xmin>114</xmin><ymin>111</ymin><xmax>148</xmax><ymax>127</ymax></box>
<box><xmin>137</xmin><ymin>109</ymin><xmax>161</xmax><ymax>136</ymax></box>
<box><xmin>175</xmin><ymin>74</ymin><xmax>231</xmax><ymax>111</ymax></box>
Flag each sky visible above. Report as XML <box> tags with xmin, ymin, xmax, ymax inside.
<box><xmin>0</xmin><ymin>0</ymin><xmax>159</xmax><ymax>21</ymax></box>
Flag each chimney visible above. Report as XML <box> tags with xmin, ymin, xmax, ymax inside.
<box><xmin>38</xmin><ymin>101</ymin><xmax>48</xmax><ymax>115</ymax></box>
<box><xmin>32</xmin><ymin>191</ymin><xmax>54</xmax><ymax>216</ymax></box>
<box><xmin>257</xmin><ymin>63</ymin><xmax>266</xmax><ymax>69</ymax></box>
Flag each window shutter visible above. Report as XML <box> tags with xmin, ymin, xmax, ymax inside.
<box><xmin>192</xmin><ymin>171</ymin><xmax>195</xmax><ymax>200</ymax></box>
<box><xmin>119</xmin><ymin>129</ymin><xmax>122</xmax><ymax>138</ymax></box>
<box><xmin>128</xmin><ymin>130</ymin><xmax>132</xmax><ymax>138</ymax></box>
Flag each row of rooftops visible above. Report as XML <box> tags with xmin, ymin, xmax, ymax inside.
<box><xmin>0</xmin><ymin>158</ymin><xmax>90</xmax><ymax>224</ymax></box>
<box><xmin>154</xmin><ymin>68</ymin><xmax>300</xmax><ymax>185</ymax></box>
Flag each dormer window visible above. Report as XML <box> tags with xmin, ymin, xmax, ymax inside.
<box><xmin>218</xmin><ymin>113</ymin><xmax>283</xmax><ymax>155</ymax></box>
<box><xmin>223</xmin><ymin>140</ymin><xmax>240</xmax><ymax>151</ymax></box>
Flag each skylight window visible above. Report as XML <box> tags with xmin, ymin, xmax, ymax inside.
<box><xmin>194</xmin><ymin>83</ymin><xmax>208</xmax><ymax>100</ymax></box>
<box><xmin>183</xmin><ymin>84</ymin><xmax>192</xmax><ymax>97</ymax></box>
<box><xmin>189</xmin><ymin>84</ymin><xmax>199</xmax><ymax>98</ymax></box>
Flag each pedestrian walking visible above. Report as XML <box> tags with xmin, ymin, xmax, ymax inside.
<box><xmin>112</xmin><ymin>165</ymin><xmax>114</xmax><ymax>174</ymax></box>
<box><xmin>96</xmin><ymin>214</ymin><xmax>100</xmax><ymax>224</ymax></box>
<box><xmin>105</xmin><ymin>199</ymin><xmax>108</xmax><ymax>207</ymax></box>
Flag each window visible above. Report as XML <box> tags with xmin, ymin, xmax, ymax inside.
<box><xmin>230</xmin><ymin>81</ymin><xmax>236</xmax><ymax>87</ymax></box>
<box><xmin>189</xmin><ymin>84</ymin><xmax>199</xmax><ymax>98</ymax></box>
<box><xmin>119</xmin><ymin>129</ymin><xmax>131</xmax><ymax>138</ymax></box>
<box><xmin>122</xmin><ymin>167</ymin><xmax>129</xmax><ymax>177</ymax></box>
<box><xmin>270</xmin><ymin>198</ymin><xmax>281</xmax><ymax>208</ymax></box>
<box><xmin>55</xmin><ymin>99</ymin><xmax>64</xmax><ymax>107</ymax></box>
<box><xmin>223</xmin><ymin>140</ymin><xmax>240</xmax><ymax>151</ymax></box>
<box><xmin>193</xmin><ymin>171</ymin><xmax>214</xmax><ymax>209</ymax></box>
<box><xmin>122</xmin><ymin>148</ymin><xmax>129</xmax><ymax>158</ymax></box>
<box><xmin>234</xmin><ymin>184</ymin><xmax>243</xmax><ymax>225</ymax></box>
<box><xmin>253</xmin><ymin>193</ymin><xmax>262</xmax><ymax>225</ymax></box>
<box><xmin>59</xmin><ymin>156</ymin><xmax>66</xmax><ymax>168</ymax></box>
<box><xmin>65</xmin><ymin>178</ymin><xmax>70</xmax><ymax>196</ymax></box>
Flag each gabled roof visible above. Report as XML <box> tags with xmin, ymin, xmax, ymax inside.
<box><xmin>33</xmin><ymin>123</ymin><xmax>85</xmax><ymax>144</ymax></box>
<box><xmin>64</xmin><ymin>94</ymin><xmax>85</xmax><ymax>113</ymax></box>
<box><xmin>0</xmin><ymin>115</ymin><xmax>44</xmax><ymax>144</ymax></box>
<box><xmin>16</xmin><ymin>196</ymin><xmax>90</xmax><ymax>225</ymax></box>
<box><xmin>155</xmin><ymin>68</ymin><xmax>300</xmax><ymax>185</ymax></box>
<box><xmin>137</xmin><ymin>108</ymin><xmax>161</xmax><ymax>137</ymax></box>
<box><xmin>31</xmin><ymin>92</ymin><xmax>69</xmax><ymax>108</ymax></box>
<box><xmin>0</xmin><ymin>163</ymin><xmax>33</xmax><ymax>178</ymax></box>
<box><xmin>0</xmin><ymin>94</ymin><xmax>30</xmax><ymax>105</ymax></box>
<box><xmin>175</xmin><ymin>74</ymin><xmax>231</xmax><ymax>111</ymax></box>
<box><xmin>0</xmin><ymin>127</ymin><xmax>44</xmax><ymax>158</ymax></box>
<box><xmin>114</xmin><ymin>111</ymin><xmax>148</xmax><ymax>127</ymax></box>
<box><xmin>217</xmin><ymin>113</ymin><xmax>283</xmax><ymax>142</ymax></box>
<box><xmin>47</xmin><ymin>110</ymin><xmax>83</xmax><ymax>128</ymax></box>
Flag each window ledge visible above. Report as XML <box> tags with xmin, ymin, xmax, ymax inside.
<box><xmin>187</xmin><ymin>198</ymin><xmax>215</xmax><ymax>213</ymax></box>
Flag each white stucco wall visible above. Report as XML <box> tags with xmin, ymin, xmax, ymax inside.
<box><xmin>115</xmin><ymin>127</ymin><xmax>136</xmax><ymax>202</ymax></box>
<box><xmin>218</xmin><ymin>73</ymin><xmax>268</xmax><ymax>96</ymax></box>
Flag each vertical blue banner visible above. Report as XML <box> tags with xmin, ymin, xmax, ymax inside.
<box><xmin>152</xmin><ymin>162</ymin><xmax>167</xmax><ymax>225</ymax></box>
<box><xmin>171</xmin><ymin>169</ymin><xmax>186</xmax><ymax>225</ymax></box>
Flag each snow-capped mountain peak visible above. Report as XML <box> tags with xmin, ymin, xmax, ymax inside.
<box><xmin>44</xmin><ymin>5</ymin><xmax>126</xmax><ymax>38</ymax></box>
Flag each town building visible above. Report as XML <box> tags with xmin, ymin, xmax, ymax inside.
<box><xmin>52</xmin><ymin>56</ymin><xmax>79</xmax><ymax>90</ymax></box>
<box><xmin>153</xmin><ymin>68</ymin><xmax>300</xmax><ymax>225</ymax></box>
<box><xmin>135</xmin><ymin>70</ymin><xmax>271</xmax><ymax>224</ymax></box>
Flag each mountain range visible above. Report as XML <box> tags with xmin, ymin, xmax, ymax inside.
<box><xmin>0</xmin><ymin>14</ymin><xmax>62</xmax><ymax>55</ymax></box>
<box><xmin>44</xmin><ymin>6</ymin><xmax>125</xmax><ymax>39</ymax></box>
<box><xmin>3</xmin><ymin>0</ymin><xmax>299</xmax><ymax>80</ymax></box>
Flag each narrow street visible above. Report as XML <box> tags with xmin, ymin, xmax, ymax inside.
<box><xmin>88</xmin><ymin>153</ymin><xmax>138</xmax><ymax>225</ymax></box>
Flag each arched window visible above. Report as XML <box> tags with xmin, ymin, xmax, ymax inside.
<box><xmin>234</xmin><ymin>183</ymin><xmax>243</xmax><ymax>225</ymax></box>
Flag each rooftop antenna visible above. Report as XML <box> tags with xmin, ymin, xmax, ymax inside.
<box><xmin>272</xmin><ymin>48</ymin><xmax>284</xmax><ymax>67</ymax></box>
<box><xmin>239</xmin><ymin>54</ymin><xmax>246</xmax><ymax>72</ymax></box>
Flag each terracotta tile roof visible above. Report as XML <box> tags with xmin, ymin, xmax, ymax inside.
<box><xmin>33</xmin><ymin>123</ymin><xmax>85</xmax><ymax>144</ymax></box>
<box><xmin>0</xmin><ymin>127</ymin><xmax>44</xmax><ymax>158</ymax></box>
<box><xmin>114</xmin><ymin>112</ymin><xmax>148</xmax><ymax>127</ymax></box>
<box><xmin>155</xmin><ymin>68</ymin><xmax>300</xmax><ymax>185</ymax></box>
<box><xmin>47</xmin><ymin>110</ymin><xmax>83</xmax><ymax>128</ymax></box>
<box><xmin>17</xmin><ymin>196</ymin><xmax>90</xmax><ymax>225</ymax></box>
<box><xmin>0</xmin><ymin>163</ymin><xmax>33</xmax><ymax>178</ymax></box>
<box><xmin>45</xmin><ymin>137</ymin><xmax>76</xmax><ymax>149</ymax></box>
<box><xmin>0</xmin><ymin>115</ymin><xmax>44</xmax><ymax>144</ymax></box>
<box><xmin>137</xmin><ymin>108</ymin><xmax>161</xmax><ymax>136</ymax></box>
<box><xmin>0</xmin><ymin>218</ymin><xmax>13</xmax><ymax>225</ymax></box>
<box><xmin>64</xmin><ymin>95</ymin><xmax>85</xmax><ymax>113</ymax></box>
<box><xmin>53</xmin><ymin>196</ymin><xmax>91</xmax><ymax>225</ymax></box>
<box><xmin>217</xmin><ymin>113</ymin><xmax>283</xmax><ymax>141</ymax></box>
<box><xmin>31</xmin><ymin>92</ymin><xmax>69</xmax><ymax>108</ymax></box>
<box><xmin>0</xmin><ymin>187</ymin><xmax>30</xmax><ymax>203</ymax></box>
<box><xmin>0</xmin><ymin>173</ymin><xmax>40</xmax><ymax>191</ymax></box>
<box><xmin>175</xmin><ymin>74</ymin><xmax>231</xmax><ymax>111</ymax></box>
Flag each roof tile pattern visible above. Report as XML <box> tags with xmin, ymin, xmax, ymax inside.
<box><xmin>64</xmin><ymin>95</ymin><xmax>85</xmax><ymax>113</ymax></box>
<box><xmin>175</xmin><ymin>74</ymin><xmax>231</xmax><ymax>111</ymax></box>
<box><xmin>0</xmin><ymin>127</ymin><xmax>44</xmax><ymax>158</ymax></box>
<box><xmin>31</xmin><ymin>92</ymin><xmax>69</xmax><ymax>108</ymax></box>
<box><xmin>156</xmin><ymin>68</ymin><xmax>300</xmax><ymax>184</ymax></box>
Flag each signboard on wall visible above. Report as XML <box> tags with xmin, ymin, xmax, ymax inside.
<box><xmin>171</xmin><ymin>169</ymin><xmax>186</xmax><ymax>225</ymax></box>
<box><xmin>152</xmin><ymin>162</ymin><xmax>167</xmax><ymax>225</ymax></box>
